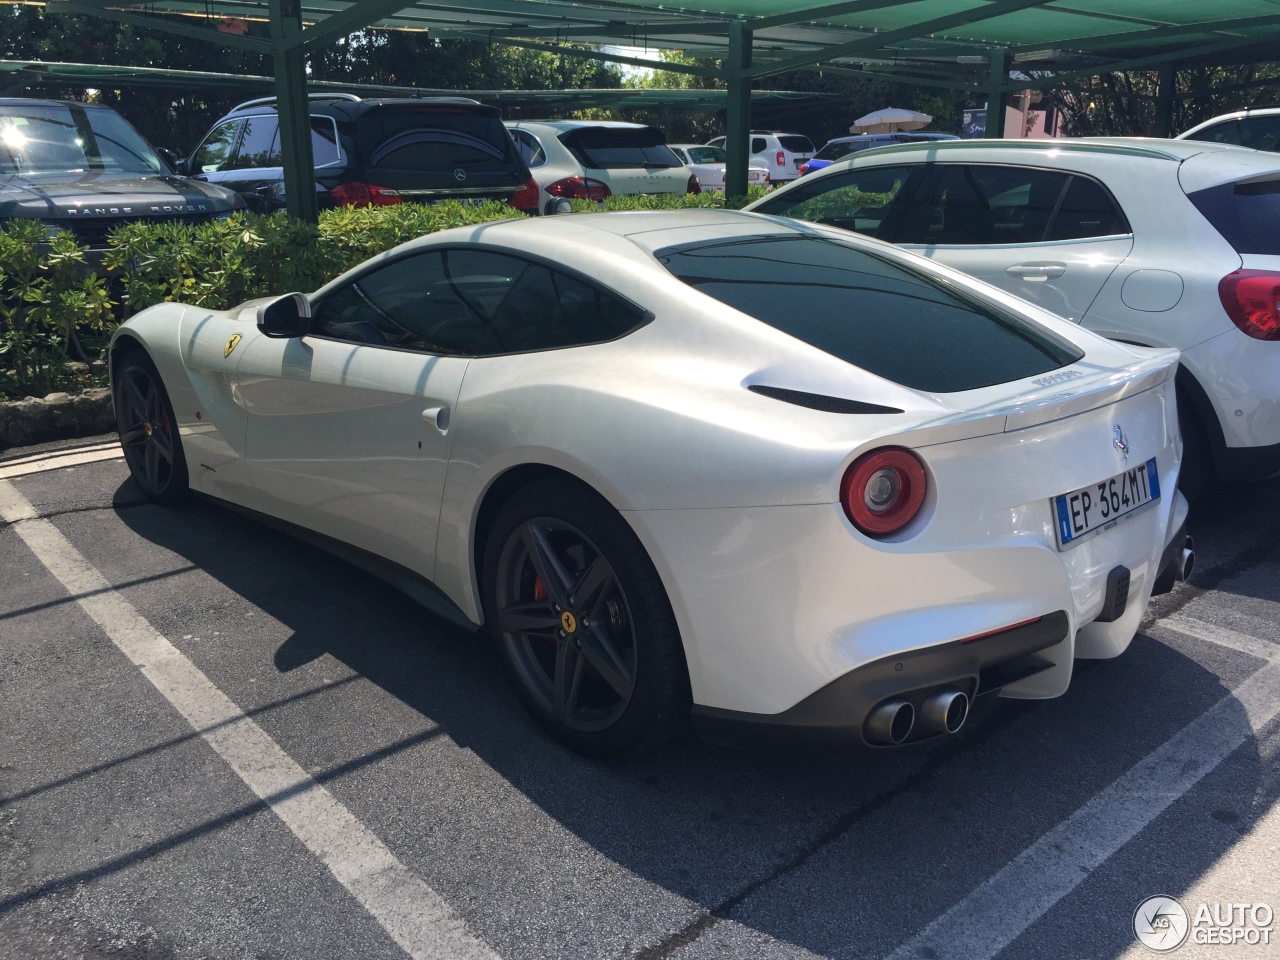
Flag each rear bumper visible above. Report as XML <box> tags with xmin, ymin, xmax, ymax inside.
<box><xmin>693</xmin><ymin>612</ymin><xmax>1068</xmax><ymax>747</ymax></box>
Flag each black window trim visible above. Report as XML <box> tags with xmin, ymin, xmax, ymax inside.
<box><xmin>893</xmin><ymin>161</ymin><xmax>1133</xmax><ymax>246</ymax></box>
<box><xmin>305</xmin><ymin>241</ymin><xmax>655</xmax><ymax>359</ymax></box>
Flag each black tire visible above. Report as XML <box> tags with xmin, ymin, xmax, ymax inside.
<box><xmin>481</xmin><ymin>478</ymin><xmax>690</xmax><ymax>757</ymax></box>
<box><xmin>1177</xmin><ymin>401</ymin><xmax>1211</xmax><ymax>504</ymax></box>
<box><xmin>114</xmin><ymin>349</ymin><xmax>190</xmax><ymax>505</ymax></box>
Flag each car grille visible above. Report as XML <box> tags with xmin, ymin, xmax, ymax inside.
<box><xmin>57</xmin><ymin>211</ymin><xmax>221</xmax><ymax>248</ymax></box>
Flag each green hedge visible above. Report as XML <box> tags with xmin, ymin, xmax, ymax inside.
<box><xmin>0</xmin><ymin>188</ymin><xmax>772</xmax><ymax>401</ymax></box>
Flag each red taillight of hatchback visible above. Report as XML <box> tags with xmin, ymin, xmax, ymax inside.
<box><xmin>775</xmin><ymin>149</ymin><xmax>786</xmax><ymax>168</ymax></box>
<box><xmin>330</xmin><ymin>181</ymin><xmax>401</xmax><ymax>207</ymax></box>
<box><xmin>797</xmin><ymin>162</ymin><xmax>810</xmax><ymax>177</ymax></box>
<box><xmin>840</xmin><ymin>448</ymin><xmax>927</xmax><ymax>537</ymax></box>
<box><xmin>1220</xmin><ymin>269</ymin><xmax>1280</xmax><ymax>340</ymax></box>
<box><xmin>509</xmin><ymin>177</ymin><xmax>541</xmax><ymax>213</ymax></box>
<box><xmin>686</xmin><ymin>173</ymin><xmax>701</xmax><ymax>194</ymax></box>
<box><xmin>545</xmin><ymin>176</ymin><xmax>611</xmax><ymax>202</ymax></box>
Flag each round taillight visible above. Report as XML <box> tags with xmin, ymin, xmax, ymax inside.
<box><xmin>840</xmin><ymin>448</ymin><xmax>927</xmax><ymax>536</ymax></box>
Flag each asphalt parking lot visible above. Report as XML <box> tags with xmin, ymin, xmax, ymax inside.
<box><xmin>1</xmin><ymin>435</ymin><xmax>1278</xmax><ymax>960</ymax></box>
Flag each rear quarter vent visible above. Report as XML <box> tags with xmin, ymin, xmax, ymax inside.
<box><xmin>748</xmin><ymin>385</ymin><xmax>903</xmax><ymax>415</ymax></box>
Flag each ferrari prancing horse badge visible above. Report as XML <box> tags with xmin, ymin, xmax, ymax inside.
<box><xmin>224</xmin><ymin>333</ymin><xmax>242</xmax><ymax>358</ymax></box>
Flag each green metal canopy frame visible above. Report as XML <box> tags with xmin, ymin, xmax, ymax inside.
<box><xmin>39</xmin><ymin>0</ymin><xmax>1280</xmax><ymax>220</ymax></box>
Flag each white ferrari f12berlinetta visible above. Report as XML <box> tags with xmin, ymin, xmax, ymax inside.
<box><xmin>110</xmin><ymin>209</ymin><xmax>1191</xmax><ymax>755</ymax></box>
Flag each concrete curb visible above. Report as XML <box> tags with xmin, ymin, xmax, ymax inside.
<box><xmin>0</xmin><ymin>388</ymin><xmax>116</xmax><ymax>451</ymax></box>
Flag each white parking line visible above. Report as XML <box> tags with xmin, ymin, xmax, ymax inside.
<box><xmin>877</xmin><ymin>631</ymin><xmax>1280</xmax><ymax>960</ymax></box>
<box><xmin>1160</xmin><ymin>614</ymin><xmax>1280</xmax><ymax>663</ymax></box>
<box><xmin>0</xmin><ymin>444</ymin><xmax>124</xmax><ymax>480</ymax></box>
<box><xmin>0</xmin><ymin>480</ymin><xmax>499</xmax><ymax>960</ymax></box>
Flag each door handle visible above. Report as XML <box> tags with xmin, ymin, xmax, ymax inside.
<box><xmin>1006</xmin><ymin>262</ymin><xmax>1066</xmax><ymax>281</ymax></box>
<box><xmin>422</xmin><ymin>405</ymin><xmax>450</xmax><ymax>434</ymax></box>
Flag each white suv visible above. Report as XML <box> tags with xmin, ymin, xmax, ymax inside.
<box><xmin>505</xmin><ymin>120</ymin><xmax>697</xmax><ymax>215</ymax></box>
<box><xmin>747</xmin><ymin>138</ymin><xmax>1280</xmax><ymax>497</ymax></box>
<box><xmin>706</xmin><ymin>130</ymin><xmax>814</xmax><ymax>184</ymax></box>
<box><xmin>1178</xmin><ymin>108</ymin><xmax>1280</xmax><ymax>153</ymax></box>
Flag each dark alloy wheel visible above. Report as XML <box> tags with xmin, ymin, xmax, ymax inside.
<box><xmin>114</xmin><ymin>351</ymin><xmax>189</xmax><ymax>504</ymax></box>
<box><xmin>482</xmin><ymin>479</ymin><xmax>689</xmax><ymax>756</ymax></box>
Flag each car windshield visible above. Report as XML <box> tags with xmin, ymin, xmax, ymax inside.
<box><xmin>655</xmin><ymin>234</ymin><xmax>1081</xmax><ymax>393</ymax></box>
<box><xmin>559</xmin><ymin>127</ymin><xmax>681</xmax><ymax>169</ymax></box>
<box><xmin>359</xmin><ymin>107</ymin><xmax>518</xmax><ymax>170</ymax></box>
<box><xmin>0</xmin><ymin>103</ymin><xmax>165</xmax><ymax>176</ymax></box>
<box><xmin>685</xmin><ymin>146</ymin><xmax>726</xmax><ymax>164</ymax></box>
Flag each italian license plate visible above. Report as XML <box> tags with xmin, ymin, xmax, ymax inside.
<box><xmin>1054</xmin><ymin>457</ymin><xmax>1160</xmax><ymax>547</ymax></box>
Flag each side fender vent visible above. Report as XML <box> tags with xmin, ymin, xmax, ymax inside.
<box><xmin>748</xmin><ymin>384</ymin><xmax>903</xmax><ymax>415</ymax></box>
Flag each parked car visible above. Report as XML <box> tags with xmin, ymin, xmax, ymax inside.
<box><xmin>110</xmin><ymin>209</ymin><xmax>1188</xmax><ymax>756</ymax></box>
<box><xmin>801</xmin><ymin>132</ymin><xmax>960</xmax><ymax>176</ymax></box>
<box><xmin>746</xmin><ymin>137</ymin><xmax>1280</xmax><ymax>497</ymax></box>
<box><xmin>1178</xmin><ymin>107</ymin><xmax>1280</xmax><ymax>152</ymax></box>
<box><xmin>505</xmin><ymin>120</ymin><xmax>697</xmax><ymax>215</ymax></box>
<box><xmin>667</xmin><ymin>144</ymin><xmax>769</xmax><ymax>191</ymax></box>
<box><xmin>183</xmin><ymin>94</ymin><xmax>537</xmax><ymax>213</ymax></box>
<box><xmin>0</xmin><ymin>97</ymin><xmax>243</xmax><ymax>255</ymax></box>
<box><xmin>705</xmin><ymin>131</ymin><xmax>815</xmax><ymax>184</ymax></box>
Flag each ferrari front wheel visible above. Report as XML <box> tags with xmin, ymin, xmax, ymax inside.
<box><xmin>482</xmin><ymin>478</ymin><xmax>689</xmax><ymax>757</ymax></box>
<box><xmin>114</xmin><ymin>350</ymin><xmax>189</xmax><ymax>504</ymax></box>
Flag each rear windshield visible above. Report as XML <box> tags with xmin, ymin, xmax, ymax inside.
<box><xmin>559</xmin><ymin>127</ymin><xmax>680</xmax><ymax>169</ymax></box>
<box><xmin>685</xmin><ymin>146</ymin><xmax>726</xmax><ymax>164</ymax></box>
<box><xmin>778</xmin><ymin>135</ymin><xmax>815</xmax><ymax>154</ymax></box>
<box><xmin>357</xmin><ymin>108</ymin><xmax>517</xmax><ymax>171</ymax></box>
<box><xmin>1188</xmin><ymin>177</ymin><xmax>1280</xmax><ymax>255</ymax></box>
<box><xmin>655</xmin><ymin>234</ymin><xmax>1081</xmax><ymax>393</ymax></box>
<box><xmin>815</xmin><ymin>141</ymin><xmax>862</xmax><ymax>161</ymax></box>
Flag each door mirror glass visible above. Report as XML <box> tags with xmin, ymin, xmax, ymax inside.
<box><xmin>257</xmin><ymin>293</ymin><xmax>311</xmax><ymax>338</ymax></box>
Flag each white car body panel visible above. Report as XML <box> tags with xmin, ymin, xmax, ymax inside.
<box><xmin>112</xmin><ymin>210</ymin><xmax>1185</xmax><ymax>724</ymax></box>
<box><xmin>747</xmin><ymin>138</ymin><xmax>1280</xmax><ymax>470</ymax></box>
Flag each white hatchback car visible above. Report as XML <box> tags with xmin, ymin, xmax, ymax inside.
<box><xmin>748</xmin><ymin>138</ymin><xmax>1280</xmax><ymax>495</ymax></box>
<box><xmin>505</xmin><ymin>120</ymin><xmax>696</xmax><ymax>215</ymax></box>
<box><xmin>706</xmin><ymin>130</ymin><xmax>815</xmax><ymax>184</ymax></box>
<box><xmin>667</xmin><ymin>144</ymin><xmax>769</xmax><ymax>191</ymax></box>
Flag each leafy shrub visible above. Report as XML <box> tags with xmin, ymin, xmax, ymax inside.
<box><xmin>567</xmin><ymin>184</ymin><xmax>772</xmax><ymax>213</ymax></box>
<box><xmin>0</xmin><ymin>220</ymin><xmax>114</xmax><ymax>400</ymax></box>
<box><xmin>0</xmin><ymin>189</ymin><xmax>774</xmax><ymax>400</ymax></box>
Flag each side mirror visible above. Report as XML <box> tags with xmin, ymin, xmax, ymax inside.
<box><xmin>257</xmin><ymin>293</ymin><xmax>311</xmax><ymax>338</ymax></box>
<box><xmin>156</xmin><ymin>148</ymin><xmax>185</xmax><ymax>175</ymax></box>
<box><xmin>173</xmin><ymin>157</ymin><xmax>191</xmax><ymax>176</ymax></box>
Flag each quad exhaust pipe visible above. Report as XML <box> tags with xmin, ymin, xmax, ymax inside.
<box><xmin>864</xmin><ymin>688</ymin><xmax>970</xmax><ymax>745</ymax></box>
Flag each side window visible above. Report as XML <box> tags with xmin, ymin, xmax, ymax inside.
<box><xmin>1046</xmin><ymin>176</ymin><xmax>1130</xmax><ymax>240</ymax></box>
<box><xmin>753</xmin><ymin>165</ymin><xmax>915</xmax><ymax>239</ymax></box>
<box><xmin>484</xmin><ymin>266</ymin><xmax>644</xmax><ymax>353</ymax></box>
<box><xmin>310</xmin><ymin>117</ymin><xmax>342</xmax><ymax>166</ymax></box>
<box><xmin>192</xmin><ymin>120</ymin><xmax>241</xmax><ymax>173</ymax></box>
<box><xmin>227</xmin><ymin>115</ymin><xmax>278</xmax><ymax>169</ymax></box>
<box><xmin>513</xmin><ymin>130</ymin><xmax>547</xmax><ymax>167</ymax></box>
<box><xmin>671</xmin><ymin>147</ymin><xmax>688</xmax><ymax>163</ymax></box>
<box><xmin>311</xmin><ymin>250</ymin><xmax>526</xmax><ymax>354</ymax></box>
<box><xmin>707</xmin><ymin>137</ymin><xmax>725</xmax><ymax>149</ymax></box>
<box><xmin>903</xmin><ymin>165</ymin><xmax>1071</xmax><ymax>245</ymax></box>
<box><xmin>751</xmin><ymin>137</ymin><xmax>768</xmax><ymax>154</ymax></box>
<box><xmin>1238</xmin><ymin>116</ymin><xmax>1280</xmax><ymax>152</ymax></box>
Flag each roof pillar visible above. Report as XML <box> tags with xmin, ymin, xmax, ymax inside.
<box><xmin>269</xmin><ymin>0</ymin><xmax>318</xmax><ymax>223</ymax></box>
<box><xmin>1154</xmin><ymin>62</ymin><xmax>1176</xmax><ymax>137</ymax></box>
<box><xmin>724</xmin><ymin>20</ymin><xmax>753</xmax><ymax>201</ymax></box>
<box><xmin>985</xmin><ymin>47</ymin><xmax>1010</xmax><ymax>138</ymax></box>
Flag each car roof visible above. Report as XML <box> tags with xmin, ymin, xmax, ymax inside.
<box><xmin>226</xmin><ymin>97</ymin><xmax>491</xmax><ymax>118</ymax></box>
<box><xmin>506</xmin><ymin>120</ymin><xmax>652</xmax><ymax>131</ymax></box>
<box><xmin>0</xmin><ymin>97</ymin><xmax>118</xmax><ymax>111</ymax></box>
<box><xmin>1177</xmin><ymin>106</ymin><xmax>1280</xmax><ymax>137</ymax></box>
<box><xmin>831</xmin><ymin>136</ymin><xmax>1254</xmax><ymax>164</ymax></box>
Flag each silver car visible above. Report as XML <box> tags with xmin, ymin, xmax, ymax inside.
<box><xmin>748</xmin><ymin>137</ymin><xmax>1280</xmax><ymax>497</ymax></box>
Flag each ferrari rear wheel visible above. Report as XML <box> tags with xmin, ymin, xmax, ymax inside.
<box><xmin>115</xmin><ymin>350</ymin><xmax>189</xmax><ymax>504</ymax></box>
<box><xmin>482</xmin><ymin>478</ymin><xmax>690</xmax><ymax>757</ymax></box>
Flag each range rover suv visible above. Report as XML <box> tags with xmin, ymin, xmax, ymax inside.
<box><xmin>0</xmin><ymin>98</ymin><xmax>243</xmax><ymax>254</ymax></box>
<box><xmin>184</xmin><ymin>94</ymin><xmax>538</xmax><ymax>213</ymax></box>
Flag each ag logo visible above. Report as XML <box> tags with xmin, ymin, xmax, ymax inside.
<box><xmin>1134</xmin><ymin>896</ymin><xmax>1189</xmax><ymax>952</ymax></box>
<box><xmin>224</xmin><ymin>333</ymin><xmax>242</xmax><ymax>358</ymax></box>
<box><xmin>560</xmin><ymin>611</ymin><xmax>577</xmax><ymax>634</ymax></box>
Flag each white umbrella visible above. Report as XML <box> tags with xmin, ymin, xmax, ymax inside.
<box><xmin>850</xmin><ymin>107</ymin><xmax>933</xmax><ymax>134</ymax></box>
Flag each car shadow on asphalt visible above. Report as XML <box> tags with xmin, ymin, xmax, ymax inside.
<box><xmin>107</xmin><ymin>478</ymin><xmax>1276</xmax><ymax>960</ymax></box>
